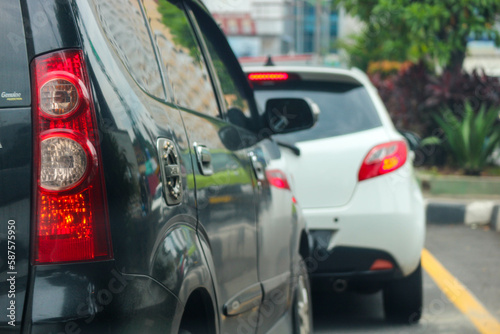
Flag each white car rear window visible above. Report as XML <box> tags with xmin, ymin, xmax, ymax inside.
<box><xmin>254</xmin><ymin>81</ymin><xmax>382</xmax><ymax>142</ymax></box>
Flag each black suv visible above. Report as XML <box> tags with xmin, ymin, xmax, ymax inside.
<box><xmin>0</xmin><ymin>0</ymin><xmax>317</xmax><ymax>333</ymax></box>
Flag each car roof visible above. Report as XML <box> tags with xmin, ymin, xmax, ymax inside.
<box><xmin>243</xmin><ymin>65</ymin><xmax>369</xmax><ymax>86</ymax></box>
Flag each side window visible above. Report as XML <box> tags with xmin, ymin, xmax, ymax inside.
<box><xmin>189</xmin><ymin>7</ymin><xmax>255</xmax><ymax>127</ymax></box>
<box><xmin>199</xmin><ymin>33</ymin><xmax>252</xmax><ymax>120</ymax></box>
<box><xmin>142</xmin><ymin>0</ymin><xmax>220</xmax><ymax>118</ymax></box>
<box><xmin>94</xmin><ymin>0</ymin><xmax>164</xmax><ymax>98</ymax></box>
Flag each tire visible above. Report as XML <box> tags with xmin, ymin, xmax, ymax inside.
<box><xmin>292</xmin><ymin>259</ymin><xmax>313</xmax><ymax>334</ymax></box>
<box><xmin>383</xmin><ymin>261</ymin><xmax>423</xmax><ymax>324</ymax></box>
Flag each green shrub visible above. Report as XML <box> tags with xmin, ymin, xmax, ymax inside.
<box><xmin>421</xmin><ymin>103</ymin><xmax>500</xmax><ymax>175</ymax></box>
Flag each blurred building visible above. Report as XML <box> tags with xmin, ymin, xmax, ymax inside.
<box><xmin>464</xmin><ymin>22</ymin><xmax>500</xmax><ymax>77</ymax></box>
<box><xmin>293</xmin><ymin>0</ymin><xmax>338</xmax><ymax>54</ymax></box>
<box><xmin>204</xmin><ymin>1</ymin><xmax>500</xmax><ymax>73</ymax></box>
<box><xmin>204</xmin><ymin>0</ymin><xmax>343</xmax><ymax>65</ymax></box>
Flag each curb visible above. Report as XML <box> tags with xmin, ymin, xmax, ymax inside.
<box><xmin>425</xmin><ymin>199</ymin><xmax>500</xmax><ymax>231</ymax></box>
<box><xmin>491</xmin><ymin>206</ymin><xmax>500</xmax><ymax>232</ymax></box>
<box><xmin>417</xmin><ymin>173</ymin><xmax>500</xmax><ymax>197</ymax></box>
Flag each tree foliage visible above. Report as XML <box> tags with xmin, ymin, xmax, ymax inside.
<box><xmin>336</xmin><ymin>0</ymin><xmax>500</xmax><ymax>71</ymax></box>
<box><xmin>158</xmin><ymin>0</ymin><xmax>199</xmax><ymax>58</ymax></box>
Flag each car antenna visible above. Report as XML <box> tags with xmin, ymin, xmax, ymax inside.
<box><xmin>264</xmin><ymin>55</ymin><xmax>275</xmax><ymax>66</ymax></box>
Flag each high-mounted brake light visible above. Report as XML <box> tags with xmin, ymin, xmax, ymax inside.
<box><xmin>248</xmin><ymin>72</ymin><xmax>289</xmax><ymax>81</ymax></box>
<box><xmin>358</xmin><ymin>140</ymin><xmax>407</xmax><ymax>181</ymax></box>
<box><xmin>265</xmin><ymin>169</ymin><xmax>291</xmax><ymax>190</ymax></box>
<box><xmin>32</xmin><ymin>49</ymin><xmax>112</xmax><ymax>264</ymax></box>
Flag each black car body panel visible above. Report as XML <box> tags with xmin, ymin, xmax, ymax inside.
<box><xmin>24</xmin><ymin>261</ymin><xmax>180</xmax><ymax>334</ymax></box>
<box><xmin>0</xmin><ymin>108</ymin><xmax>31</xmax><ymax>333</ymax></box>
<box><xmin>0</xmin><ymin>1</ymin><xmax>32</xmax><ymax>332</ymax></box>
<box><xmin>0</xmin><ymin>0</ymin><xmax>30</xmax><ymax>109</ymax></box>
<box><xmin>0</xmin><ymin>0</ymin><xmax>312</xmax><ymax>333</ymax></box>
<box><xmin>22</xmin><ymin>0</ymin><xmax>81</xmax><ymax>61</ymax></box>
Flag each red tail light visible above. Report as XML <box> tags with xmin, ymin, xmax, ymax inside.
<box><xmin>370</xmin><ymin>259</ymin><xmax>394</xmax><ymax>271</ymax></box>
<box><xmin>358</xmin><ymin>140</ymin><xmax>407</xmax><ymax>181</ymax></box>
<box><xmin>248</xmin><ymin>72</ymin><xmax>289</xmax><ymax>81</ymax></box>
<box><xmin>32</xmin><ymin>49</ymin><xmax>112</xmax><ymax>264</ymax></box>
<box><xmin>265</xmin><ymin>169</ymin><xmax>291</xmax><ymax>190</ymax></box>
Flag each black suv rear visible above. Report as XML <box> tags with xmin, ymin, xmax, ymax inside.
<box><xmin>0</xmin><ymin>0</ymin><xmax>316</xmax><ymax>333</ymax></box>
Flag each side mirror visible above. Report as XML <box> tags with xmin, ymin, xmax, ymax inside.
<box><xmin>263</xmin><ymin>98</ymin><xmax>320</xmax><ymax>134</ymax></box>
<box><xmin>398</xmin><ymin>130</ymin><xmax>421</xmax><ymax>151</ymax></box>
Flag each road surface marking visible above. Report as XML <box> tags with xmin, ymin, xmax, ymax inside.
<box><xmin>422</xmin><ymin>248</ymin><xmax>500</xmax><ymax>334</ymax></box>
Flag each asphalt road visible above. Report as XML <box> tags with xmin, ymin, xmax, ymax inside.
<box><xmin>312</xmin><ymin>224</ymin><xmax>500</xmax><ymax>334</ymax></box>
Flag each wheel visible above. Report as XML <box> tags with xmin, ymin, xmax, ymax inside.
<box><xmin>383</xmin><ymin>261</ymin><xmax>423</xmax><ymax>324</ymax></box>
<box><xmin>293</xmin><ymin>259</ymin><xmax>313</xmax><ymax>334</ymax></box>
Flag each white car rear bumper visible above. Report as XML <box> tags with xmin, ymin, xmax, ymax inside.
<box><xmin>302</xmin><ymin>164</ymin><xmax>425</xmax><ymax>277</ymax></box>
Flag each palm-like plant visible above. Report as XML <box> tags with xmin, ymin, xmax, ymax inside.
<box><xmin>422</xmin><ymin>103</ymin><xmax>500</xmax><ymax>175</ymax></box>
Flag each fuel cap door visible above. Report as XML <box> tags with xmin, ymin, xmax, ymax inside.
<box><xmin>157</xmin><ymin>138</ymin><xmax>182</xmax><ymax>205</ymax></box>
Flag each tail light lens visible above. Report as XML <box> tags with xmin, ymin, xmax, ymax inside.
<box><xmin>358</xmin><ymin>140</ymin><xmax>407</xmax><ymax>181</ymax></box>
<box><xmin>39</xmin><ymin>75</ymin><xmax>84</xmax><ymax>117</ymax></box>
<box><xmin>40</xmin><ymin>131</ymin><xmax>93</xmax><ymax>191</ymax></box>
<box><xmin>370</xmin><ymin>259</ymin><xmax>394</xmax><ymax>271</ymax></box>
<box><xmin>248</xmin><ymin>72</ymin><xmax>289</xmax><ymax>81</ymax></box>
<box><xmin>265</xmin><ymin>169</ymin><xmax>291</xmax><ymax>190</ymax></box>
<box><xmin>32</xmin><ymin>49</ymin><xmax>112</xmax><ymax>264</ymax></box>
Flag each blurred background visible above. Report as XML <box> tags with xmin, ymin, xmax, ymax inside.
<box><xmin>203</xmin><ymin>0</ymin><xmax>500</xmax><ymax>177</ymax></box>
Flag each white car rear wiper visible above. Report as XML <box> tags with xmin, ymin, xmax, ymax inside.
<box><xmin>276</xmin><ymin>140</ymin><xmax>301</xmax><ymax>156</ymax></box>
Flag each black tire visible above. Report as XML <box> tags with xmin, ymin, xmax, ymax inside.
<box><xmin>383</xmin><ymin>261</ymin><xmax>423</xmax><ymax>324</ymax></box>
<box><xmin>292</xmin><ymin>259</ymin><xmax>313</xmax><ymax>334</ymax></box>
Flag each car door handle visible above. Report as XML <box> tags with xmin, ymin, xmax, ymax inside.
<box><xmin>194</xmin><ymin>143</ymin><xmax>213</xmax><ymax>176</ymax></box>
<box><xmin>249</xmin><ymin>152</ymin><xmax>265</xmax><ymax>181</ymax></box>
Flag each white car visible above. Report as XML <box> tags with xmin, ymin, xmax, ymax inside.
<box><xmin>246</xmin><ymin>66</ymin><xmax>426</xmax><ymax>324</ymax></box>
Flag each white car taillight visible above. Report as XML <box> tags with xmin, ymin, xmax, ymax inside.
<box><xmin>265</xmin><ymin>169</ymin><xmax>291</xmax><ymax>190</ymax></box>
<box><xmin>358</xmin><ymin>140</ymin><xmax>407</xmax><ymax>181</ymax></box>
<box><xmin>32</xmin><ymin>49</ymin><xmax>112</xmax><ymax>264</ymax></box>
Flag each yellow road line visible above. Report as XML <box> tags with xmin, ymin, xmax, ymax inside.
<box><xmin>422</xmin><ymin>248</ymin><xmax>500</xmax><ymax>334</ymax></box>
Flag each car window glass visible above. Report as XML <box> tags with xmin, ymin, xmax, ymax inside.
<box><xmin>198</xmin><ymin>33</ymin><xmax>252</xmax><ymax>120</ymax></box>
<box><xmin>190</xmin><ymin>8</ymin><xmax>254</xmax><ymax>127</ymax></box>
<box><xmin>254</xmin><ymin>82</ymin><xmax>382</xmax><ymax>142</ymax></box>
<box><xmin>94</xmin><ymin>0</ymin><xmax>164</xmax><ymax>99</ymax></box>
<box><xmin>142</xmin><ymin>0</ymin><xmax>220</xmax><ymax>118</ymax></box>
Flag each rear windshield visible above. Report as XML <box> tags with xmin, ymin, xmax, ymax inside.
<box><xmin>254</xmin><ymin>81</ymin><xmax>382</xmax><ymax>143</ymax></box>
